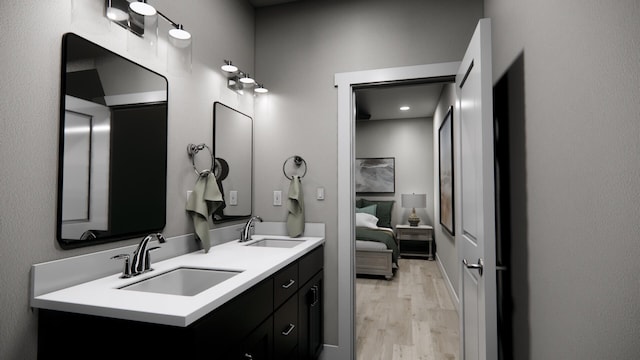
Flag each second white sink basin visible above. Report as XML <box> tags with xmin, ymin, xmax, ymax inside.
<box><xmin>247</xmin><ymin>238</ymin><xmax>305</xmax><ymax>248</ymax></box>
<box><xmin>119</xmin><ymin>267</ymin><xmax>242</xmax><ymax>296</ymax></box>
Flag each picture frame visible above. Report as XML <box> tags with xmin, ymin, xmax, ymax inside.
<box><xmin>355</xmin><ymin>157</ymin><xmax>395</xmax><ymax>193</ymax></box>
<box><xmin>439</xmin><ymin>106</ymin><xmax>455</xmax><ymax>235</ymax></box>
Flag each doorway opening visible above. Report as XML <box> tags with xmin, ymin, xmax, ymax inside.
<box><xmin>353</xmin><ymin>79</ymin><xmax>459</xmax><ymax>359</ymax></box>
<box><xmin>334</xmin><ymin>62</ymin><xmax>461</xmax><ymax>360</ymax></box>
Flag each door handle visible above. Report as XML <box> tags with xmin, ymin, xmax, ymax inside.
<box><xmin>463</xmin><ymin>258</ymin><xmax>484</xmax><ymax>276</ymax></box>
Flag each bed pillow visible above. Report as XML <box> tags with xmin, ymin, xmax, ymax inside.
<box><xmin>355</xmin><ymin>199</ymin><xmax>364</xmax><ymax>208</ymax></box>
<box><xmin>355</xmin><ymin>212</ymin><xmax>379</xmax><ymax>229</ymax></box>
<box><xmin>360</xmin><ymin>199</ymin><xmax>394</xmax><ymax>228</ymax></box>
<box><xmin>355</xmin><ymin>204</ymin><xmax>377</xmax><ymax>216</ymax></box>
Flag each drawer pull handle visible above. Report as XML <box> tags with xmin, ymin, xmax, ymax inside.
<box><xmin>282</xmin><ymin>279</ymin><xmax>296</xmax><ymax>289</ymax></box>
<box><xmin>282</xmin><ymin>323</ymin><xmax>296</xmax><ymax>336</ymax></box>
<box><xmin>311</xmin><ymin>285</ymin><xmax>319</xmax><ymax>306</ymax></box>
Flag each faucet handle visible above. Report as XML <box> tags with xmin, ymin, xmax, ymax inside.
<box><xmin>111</xmin><ymin>254</ymin><xmax>132</xmax><ymax>278</ymax></box>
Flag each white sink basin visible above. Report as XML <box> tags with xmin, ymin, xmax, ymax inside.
<box><xmin>119</xmin><ymin>267</ymin><xmax>242</xmax><ymax>296</ymax></box>
<box><xmin>247</xmin><ymin>238</ymin><xmax>305</xmax><ymax>248</ymax></box>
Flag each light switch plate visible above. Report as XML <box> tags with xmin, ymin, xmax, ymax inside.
<box><xmin>316</xmin><ymin>187</ymin><xmax>325</xmax><ymax>200</ymax></box>
<box><xmin>187</xmin><ymin>190</ymin><xmax>193</xmax><ymax>202</ymax></box>
<box><xmin>273</xmin><ymin>190</ymin><xmax>282</xmax><ymax>206</ymax></box>
<box><xmin>229</xmin><ymin>190</ymin><xmax>238</xmax><ymax>205</ymax></box>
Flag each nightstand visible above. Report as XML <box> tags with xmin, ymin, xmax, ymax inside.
<box><xmin>396</xmin><ymin>224</ymin><xmax>434</xmax><ymax>260</ymax></box>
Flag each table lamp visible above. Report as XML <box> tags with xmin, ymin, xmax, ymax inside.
<box><xmin>401</xmin><ymin>193</ymin><xmax>427</xmax><ymax>226</ymax></box>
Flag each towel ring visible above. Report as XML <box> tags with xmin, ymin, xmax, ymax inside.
<box><xmin>187</xmin><ymin>143</ymin><xmax>215</xmax><ymax>177</ymax></box>
<box><xmin>283</xmin><ymin>155</ymin><xmax>307</xmax><ymax>180</ymax></box>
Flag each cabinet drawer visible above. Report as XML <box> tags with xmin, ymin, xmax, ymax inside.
<box><xmin>400</xmin><ymin>239</ymin><xmax>430</xmax><ymax>253</ymax></box>
<box><xmin>274</xmin><ymin>295</ymin><xmax>299</xmax><ymax>358</ymax></box>
<box><xmin>398</xmin><ymin>229</ymin><xmax>431</xmax><ymax>240</ymax></box>
<box><xmin>299</xmin><ymin>246</ymin><xmax>323</xmax><ymax>285</ymax></box>
<box><xmin>274</xmin><ymin>262</ymin><xmax>299</xmax><ymax>308</ymax></box>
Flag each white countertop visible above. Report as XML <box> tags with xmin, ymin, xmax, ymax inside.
<box><xmin>31</xmin><ymin>235</ymin><xmax>324</xmax><ymax>327</ymax></box>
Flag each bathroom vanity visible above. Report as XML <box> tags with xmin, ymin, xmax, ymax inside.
<box><xmin>33</xmin><ymin>234</ymin><xmax>324</xmax><ymax>359</ymax></box>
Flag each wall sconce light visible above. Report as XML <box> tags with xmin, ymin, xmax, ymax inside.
<box><xmin>254</xmin><ymin>84</ymin><xmax>269</xmax><ymax>94</ymax></box>
<box><xmin>239</xmin><ymin>72</ymin><xmax>255</xmax><ymax>85</ymax></box>
<box><xmin>105</xmin><ymin>0</ymin><xmax>192</xmax><ymax>74</ymax></box>
<box><xmin>221</xmin><ymin>60</ymin><xmax>238</xmax><ymax>73</ymax></box>
<box><xmin>221</xmin><ymin>60</ymin><xmax>268</xmax><ymax>94</ymax></box>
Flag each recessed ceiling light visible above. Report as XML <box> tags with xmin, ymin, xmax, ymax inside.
<box><xmin>400</xmin><ymin>106</ymin><xmax>410</xmax><ymax>111</ymax></box>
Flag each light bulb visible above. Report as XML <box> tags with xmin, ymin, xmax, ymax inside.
<box><xmin>129</xmin><ymin>2</ymin><xmax>157</xmax><ymax>16</ymax></box>
<box><xmin>239</xmin><ymin>74</ymin><xmax>255</xmax><ymax>84</ymax></box>
<box><xmin>254</xmin><ymin>84</ymin><xmax>269</xmax><ymax>93</ymax></box>
<box><xmin>221</xmin><ymin>60</ymin><xmax>238</xmax><ymax>73</ymax></box>
<box><xmin>169</xmin><ymin>27</ymin><xmax>191</xmax><ymax>41</ymax></box>
<box><xmin>106</xmin><ymin>7</ymin><xmax>129</xmax><ymax>21</ymax></box>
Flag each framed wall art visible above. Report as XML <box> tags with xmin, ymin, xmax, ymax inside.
<box><xmin>439</xmin><ymin>106</ymin><xmax>455</xmax><ymax>235</ymax></box>
<box><xmin>355</xmin><ymin>157</ymin><xmax>395</xmax><ymax>193</ymax></box>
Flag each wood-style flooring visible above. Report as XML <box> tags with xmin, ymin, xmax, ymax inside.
<box><xmin>356</xmin><ymin>258</ymin><xmax>459</xmax><ymax>360</ymax></box>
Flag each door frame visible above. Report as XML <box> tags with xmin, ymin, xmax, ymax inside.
<box><xmin>332</xmin><ymin>62</ymin><xmax>460</xmax><ymax>360</ymax></box>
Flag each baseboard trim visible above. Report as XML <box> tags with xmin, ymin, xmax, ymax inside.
<box><xmin>319</xmin><ymin>344</ymin><xmax>341</xmax><ymax>360</ymax></box>
<box><xmin>436</xmin><ymin>253</ymin><xmax>459</xmax><ymax>313</ymax></box>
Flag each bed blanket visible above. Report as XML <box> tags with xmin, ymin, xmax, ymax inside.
<box><xmin>356</xmin><ymin>227</ymin><xmax>399</xmax><ymax>264</ymax></box>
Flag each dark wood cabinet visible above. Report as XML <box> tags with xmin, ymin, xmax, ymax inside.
<box><xmin>241</xmin><ymin>317</ymin><xmax>274</xmax><ymax>360</ymax></box>
<box><xmin>38</xmin><ymin>245</ymin><xmax>324</xmax><ymax>360</ymax></box>
<box><xmin>274</xmin><ymin>295</ymin><xmax>299</xmax><ymax>359</ymax></box>
<box><xmin>298</xmin><ymin>271</ymin><xmax>323</xmax><ymax>360</ymax></box>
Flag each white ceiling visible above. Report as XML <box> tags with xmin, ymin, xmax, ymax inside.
<box><xmin>355</xmin><ymin>82</ymin><xmax>448</xmax><ymax>121</ymax></box>
<box><xmin>248</xmin><ymin>0</ymin><xmax>300</xmax><ymax>7</ymax></box>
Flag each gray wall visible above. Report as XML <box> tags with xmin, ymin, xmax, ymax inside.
<box><xmin>0</xmin><ymin>1</ymin><xmax>254</xmax><ymax>359</ymax></box>
<box><xmin>485</xmin><ymin>0</ymin><xmax>640</xmax><ymax>358</ymax></box>
<box><xmin>254</xmin><ymin>0</ymin><xmax>483</xmax><ymax>345</ymax></box>
<box><xmin>355</xmin><ymin>118</ymin><xmax>435</xmax><ymax>228</ymax></box>
<box><xmin>432</xmin><ymin>83</ymin><xmax>459</xmax><ymax>300</ymax></box>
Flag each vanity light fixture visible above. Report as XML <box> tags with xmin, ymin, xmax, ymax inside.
<box><xmin>105</xmin><ymin>0</ymin><xmax>192</xmax><ymax>74</ymax></box>
<box><xmin>106</xmin><ymin>0</ymin><xmax>128</xmax><ymax>21</ymax></box>
<box><xmin>129</xmin><ymin>1</ymin><xmax>157</xmax><ymax>16</ymax></box>
<box><xmin>221</xmin><ymin>60</ymin><xmax>238</xmax><ymax>73</ymax></box>
<box><xmin>221</xmin><ymin>60</ymin><xmax>268</xmax><ymax>94</ymax></box>
<box><xmin>158</xmin><ymin>13</ymin><xmax>192</xmax><ymax>41</ymax></box>
<box><xmin>254</xmin><ymin>84</ymin><xmax>269</xmax><ymax>94</ymax></box>
<box><xmin>239</xmin><ymin>72</ymin><xmax>255</xmax><ymax>85</ymax></box>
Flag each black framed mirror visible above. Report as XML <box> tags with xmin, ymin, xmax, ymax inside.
<box><xmin>212</xmin><ymin>102</ymin><xmax>253</xmax><ymax>222</ymax></box>
<box><xmin>57</xmin><ymin>33</ymin><xmax>168</xmax><ymax>248</ymax></box>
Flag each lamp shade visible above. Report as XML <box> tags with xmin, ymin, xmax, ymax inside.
<box><xmin>401</xmin><ymin>193</ymin><xmax>426</xmax><ymax>209</ymax></box>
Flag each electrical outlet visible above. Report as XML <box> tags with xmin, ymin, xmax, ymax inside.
<box><xmin>273</xmin><ymin>190</ymin><xmax>282</xmax><ymax>206</ymax></box>
<box><xmin>229</xmin><ymin>190</ymin><xmax>238</xmax><ymax>205</ymax></box>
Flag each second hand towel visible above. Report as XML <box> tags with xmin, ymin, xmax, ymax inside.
<box><xmin>287</xmin><ymin>175</ymin><xmax>305</xmax><ymax>237</ymax></box>
<box><xmin>186</xmin><ymin>173</ymin><xmax>225</xmax><ymax>253</ymax></box>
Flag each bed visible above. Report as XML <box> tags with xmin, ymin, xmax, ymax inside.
<box><xmin>355</xmin><ymin>199</ymin><xmax>398</xmax><ymax>280</ymax></box>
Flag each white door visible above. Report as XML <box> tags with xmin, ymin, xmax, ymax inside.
<box><xmin>456</xmin><ymin>19</ymin><xmax>497</xmax><ymax>360</ymax></box>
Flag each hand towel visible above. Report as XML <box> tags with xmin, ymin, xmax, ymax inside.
<box><xmin>186</xmin><ymin>173</ymin><xmax>225</xmax><ymax>253</ymax></box>
<box><xmin>286</xmin><ymin>175</ymin><xmax>305</xmax><ymax>237</ymax></box>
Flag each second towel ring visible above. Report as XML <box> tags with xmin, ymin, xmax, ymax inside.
<box><xmin>187</xmin><ymin>143</ymin><xmax>215</xmax><ymax>177</ymax></box>
<box><xmin>283</xmin><ymin>155</ymin><xmax>307</xmax><ymax>180</ymax></box>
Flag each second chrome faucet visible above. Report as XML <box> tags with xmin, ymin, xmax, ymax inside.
<box><xmin>240</xmin><ymin>216</ymin><xmax>263</xmax><ymax>242</ymax></box>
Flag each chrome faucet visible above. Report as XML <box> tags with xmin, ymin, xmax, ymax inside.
<box><xmin>240</xmin><ymin>216</ymin><xmax>263</xmax><ymax>242</ymax></box>
<box><xmin>131</xmin><ymin>232</ymin><xmax>166</xmax><ymax>274</ymax></box>
<box><xmin>112</xmin><ymin>233</ymin><xmax>165</xmax><ymax>278</ymax></box>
